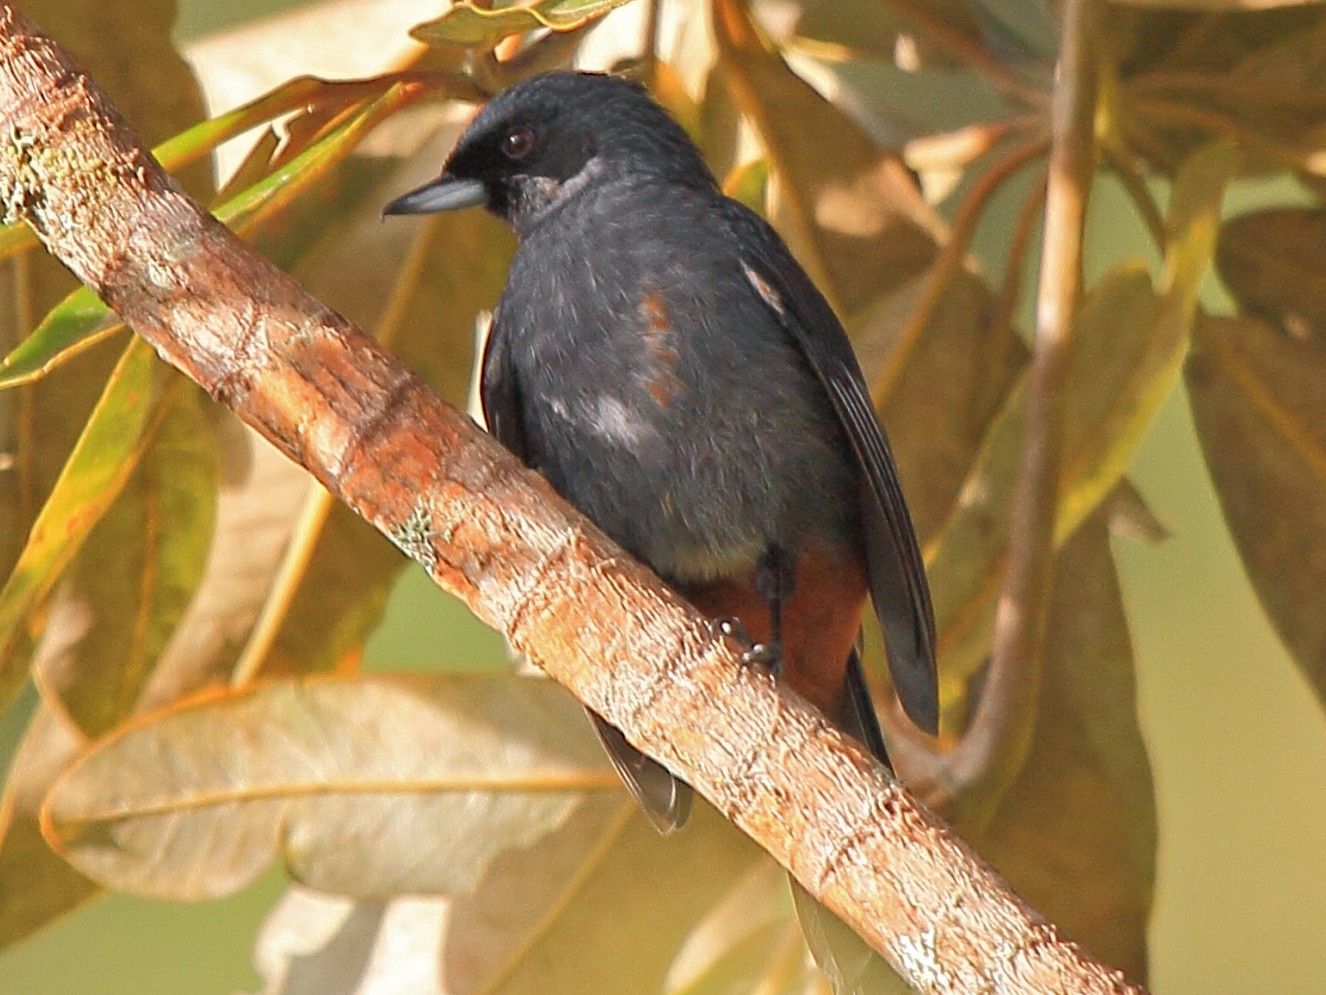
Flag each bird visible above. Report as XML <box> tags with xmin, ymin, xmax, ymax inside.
<box><xmin>383</xmin><ymin>70</ymin><xmax>937</xmax><ymax>833</ymax></box>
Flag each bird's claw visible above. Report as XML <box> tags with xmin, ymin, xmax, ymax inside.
<box><xmin>711</xmin><ymin>616</ymin><xmax>783</xmax><ymax>673</ymax></box>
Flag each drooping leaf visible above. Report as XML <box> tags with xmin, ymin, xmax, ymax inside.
<box><xmin>969</xmin><ymin>519</ymin><xmax>1155</xmax><ymax>984</ymax></box>
<box><xmin>0</xmin><ymin>83</ymin><xmax>419</xmax><ymax>388</ymax></box>
<box><xmin>43</xmin><ymin>674</ymin><xmax>617</xmax><ymax>900</ymax></box>
<box><xmin>0</xmin><ymin>339</ymin><xmax>178</xmax><ymax>715</ymax></box>
<box><xmin>0</xmin><ymin>705</ymin><xmax>98</xmax><ymax>947</ymax></box>
<box><xmin>711</xmin><ymin>0</ymin><xmax>940</xmax><ymax>314</ymax></box>
<box><xmin>0</xmin><ymin>290</ymin><xmax>123</xmax><ymax>390</ymax></box>
<box><xmin>1217</xmin><ymin>208</ymin><xmax>1326</xmax><ymax>341</ymax></box>
<box><xmin>1186</xmin><ymin>314</ymin><xmax>1326</xmax><ymax>711</ymax></box>
<box><xmin>446</xmin><ymin>799</ymin><xmax>765</xmax><ymax>995</ymax></box>
<box><xmin>250</xmin><ymin>888</ymin><xmax>447</xmax><ymax>995</ymax></box>
<box><xmin>410</xmin><ymin>0</ymin><xmax>640</xmax><ymax>47</ymax></box>
<box><xmin>34</xmin><ymin>384</ymin><xmax>218</xmax><ymax>737</ymax></box>
<box><xmin>928</xmin><ymin>142</ymin><xmax>1237</xmax><ymax>686</ymax></box>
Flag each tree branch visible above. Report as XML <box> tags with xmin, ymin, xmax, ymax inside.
<box><xmin>0</xmin><ymin>6</ymin><xmax>1139</xmax><ymax>992</ymax></box>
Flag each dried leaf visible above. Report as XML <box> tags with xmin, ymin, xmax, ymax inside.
<box><xmin>410</xmin><ymin>0</ymin><xmax>639</xmax><ymax>47</ymax></box>
<box><xmin>970</xmin><ymin>519</ymin><xmax>1155</xmax><ymax>983</ymax></box>
<box><xmin>43</xmin><ymin>674</ymin><xmax>616</xmax><ymax>900</ymax></box>
<box><xmin>711</xmin><ymin>0</ymin><xmax>939</xmax><ymax>313</ymax></box>
<box><xmin>1186</xmin><ymin>314</ymin><xmax>1326</xmax><ymax>710</ymax></box>
<box><xmin>448</xmin><ymin>801</ymin><xmax>765</xmax><ymax>995</ymax></box>
<box><xmin>250</xmin><ymin>888</ymin><xmax>447</xmax><ymax>995</ymax></box>
<box><xmin>1217</xmin><ymin>208</ymin><xmax>1326</xmax><ymax>342</ymax></box>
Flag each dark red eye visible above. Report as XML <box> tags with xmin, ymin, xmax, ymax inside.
<box><xmin>501</xmin><ymin>125</ymin><xmax>535</xmax><ymax>161</ymax></box>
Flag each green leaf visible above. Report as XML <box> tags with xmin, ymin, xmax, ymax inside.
<box><xmin>35</xmin><ymin>385</ymin><xmax>218</xmax><ymax>737</ymax></box>
<box><xmin>0</xmin><ymin>338</ymin><xmax>177</xmax><ymax>716</ymax></box>
<box><xmin>1186</xmin><ymin>314</ymin><xmax>1326</xmax><ymax>712</ymax></box>
<box><xmin>43</xmin><ymin>674</ymin><xmax>617</xmax><ymax>900</ymax></box>
<box><xmin>0</xmin><ymin>83</ymin><xmax>418</xmax><ymax>388</ymax></box>
<box><xmin>0</xmin><ymin>705</ymin><xmax>99</xmax><ymax>947</ymax></box>
<box><xmin>0</xmin><ymin>288</ymin><xmax>122</xmax><ymax>390</ymax></box>
<box><xmin>410</xmin><ymin>0</ymin><xmax>640</xmax><ymax>47</ymax></box>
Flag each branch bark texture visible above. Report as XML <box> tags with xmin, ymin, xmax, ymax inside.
<box><xmin>0</xmin><ymin>7</ymin><xmax>1139</xmax><ymax>993</ymax></box>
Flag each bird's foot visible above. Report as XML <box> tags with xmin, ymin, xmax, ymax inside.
<box><xmin>711</xmin><ymin>617</ymin><xmax>783</xmax><ymax>673</ymax></box>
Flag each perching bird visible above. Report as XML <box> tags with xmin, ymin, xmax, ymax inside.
<box><xmin>384</xmin><ymin>71</ymin><xmax>937</xmax><ymax>832</ymax></box>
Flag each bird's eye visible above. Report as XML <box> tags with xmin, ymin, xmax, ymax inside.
<box><xmin>501</xmin><ymin>125</ymin><xmax>535</xmax><ymax>161</ymax></box>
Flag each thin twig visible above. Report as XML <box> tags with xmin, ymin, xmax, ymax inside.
<box><xmin>939</xmin><ymin>0</ymin><xmax>1099</xmax><ymax>827</ymax></box>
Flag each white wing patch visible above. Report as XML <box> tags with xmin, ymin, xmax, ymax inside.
<box><xmin>740</xmin><ymin>259</ymin><xmax>786</xmax><ymax>317</ymax></box>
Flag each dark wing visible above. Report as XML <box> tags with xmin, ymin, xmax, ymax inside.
<box><xmin>481</xmin><ymin>314</ymin><xmax>694</xmax><ymax>832</ymax></box>
<box><xmin>479</xmin><ymin>313</ymin><xmax>528</xmax><ymax>462</ymax></box>
<box><xmin>720</xmin><ymin>201</ymin><xmax>939</xmax><ymax>735</ymax></box>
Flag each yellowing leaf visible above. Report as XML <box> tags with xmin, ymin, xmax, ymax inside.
<box><xmin>1186</xmin><ymin>314</ymin><xmax>1326</xmax><ymax>711</ymax></box>
<box><xmin>43</xmin><ymin>674</ymin><xmax>618</xmax><ymax>900</ymax></box>
<box><xmin>410</xmin><ymin>0</ymin><xmax>640</xmax><ymax>47</ymax></box>
<box><xmin>928</xmin><ymin>143</ymin><xmax>1237</xmax><ymax>685</ymax></box>
<box><xmin>969</xmin><ymin>520</ymin><xmax>1155</xmax><ymax>983</ymax></box>
<box><xmin>0</xmin><ymin>339</ymin><xmax>177</xmax><ymax>715</ymax></box>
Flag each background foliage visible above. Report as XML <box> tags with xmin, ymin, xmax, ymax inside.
<box><xmin>2</xmin><ymin>0</ymin><xmax>1326</xmax><ymax>992</ymax></box>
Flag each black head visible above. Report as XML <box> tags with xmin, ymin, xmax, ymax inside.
<box><xmin>383</xmin><ymin>72</ymin><xmax>715</xmax><ymax>235</ymax></box>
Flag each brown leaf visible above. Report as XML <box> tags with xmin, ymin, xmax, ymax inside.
<box><xmin>1185</xmin><ymin>314</ymin><xmax>1326</xmax><ymax>710</ymax></box>
<box><xmin>43</xmin><ymin>675</ymin><xmax>616</xmax><ymax>901</ymax></box>
<box><xmin>852</xmin><ymin>266</ymin><xmax>1023</xmax><ymax>544</ymax></box>
<box><xmin>0</xmin><ymin>705</ymin><xmax>97</xmax><ymax>946</ymax></box>
<box><xmin>250</xmin><ymin>888</ymin><xmax>447</xmax><ymax>995</ymax></box>
<box><xmin>1217</xmin><ymin>208</ymin><xmax>1326</xmax><ymax>342</ymax></box>
<box><xmin>449</xmin><ymin>801</ymin><xmax>765</xmax><ymax>995</ymax></box>
<box><xmin>710</xmin><ymin>0</ymin><xmax>940</xmax><ymax>314</ymax></box>
<box><xmin>970</xmin><ymin>519</ymin><xmax>1156</xmax><ymax>984</ymax></box>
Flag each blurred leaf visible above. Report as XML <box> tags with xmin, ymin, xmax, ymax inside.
<box><xmin>929</xmin><ymin>142</ymin><xmax>1236</xmax><ymax>687</ymax></box>
<box><xmin>665</xmin><ymin>864</ymin><xmax>815</xmax><ymax>995</ymax></box>
<box><xmin>1217</xmin><ymin>208</ymin><xmax>1326</xmax><ymax>341</ymax></box>
<box><xmin>0</xmin><ymin>705</ymin><xmax>98</xmax><ymax>947</ymax></box>
<box><xmin>0</xmin><ymin>83</ymin><xmax>418</xmax><ymax>388</ymax></box>
<box><xmin>1113</xmin><ymin>0</ymin><xmax>1322</xmax><ymax>8</ymax></box>
<box><xmin>1186</xmin><ymin>314</ymin><xmax>1326</xmax><ymax>711</ymax></box>
<box><xmin>0</xmin><ymin>339</ymin><xmax>177</xmax><ymax>716</ymax></box>
<box><xmin>722</xmin><ymin>158</ymin><xmax>771</xmax><ymax>214</ymax></box>
<box><xmin>853</xmin><ymin>267</ymin><xmax>1025</xmax><ymax>544</ymax></box>
<box><xmin>1060</xmin><ymin>142</ymin><xmax>1239</xmax><ymax>539</ymax></box>
<box><xmin>711</xmin><ymin>0</ymin><xmax>939</xmax><ymax>313</ymax></box>
<box><xmin>410</xmin><ymin>0</ymin><xmax>639</xmax><ymax>47</ymax></box>
<box><xmin>43</xmin><ymin>674</ymin><xmax>616</xmax><ymax>900</ymax></box>
<box><xmin>970</xmin><ymin>519</ymin><xmax>1155</xmax><ymax>983</ymax></box>
<box><xmin>137</xmin><ymin>419</ymin><xmax>318</xmax><ymax>706</ymax></box>
<box><xmin>35</xmin><ymin>385</ymin><xmax>217</xmax><ymax>737</ymax></box>
<box><xmin>447</xmin><ymin>800</ymin><xmax>765</xmax><ymax>995</ymax></box>
<box><xmin>250</xmin><ymin>888</ymin><xmax>447</xmax><ymax>995</ymax></box>
<box><xmin>0</xmin><ymin>290</ymin><xmax>123</xmax><ymax>390</ymax></box>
